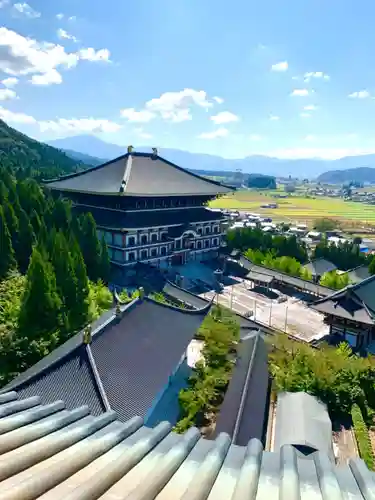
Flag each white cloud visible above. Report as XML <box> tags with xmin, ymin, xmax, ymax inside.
<box><xmin>38</xmin><ymin>117</ymin><xmax>122</xmax><ymax>135</ymax></box>
<box><xmin>145</xmin><ymin>88</ymin><xmax>213</xmax><ymax>123</ymax></box>
<box><xmin>250</xmin><ymin>134</ymin><xmax>262</xmax><ymax>141</ymax></box>
<box><xmin>210</xmin><ymin>111</ymin><xmax>239</xmax><ymax>125</ymax></box>
<box><xmin>13</xmin><ymin>2</ymin><xmax>40</xmax><ymax>18</ymax></box>
<box><xmin>303</xmin><ymin>104</ymin><xmax>317</xmax><ymax>111</ymax></box>
<box><xmin>271</xmin><ymin>61</ymin><xmax>288</xmax><ymax>72</ymax></box>
<box><xmin>291</xmin><ymin>89</ymin><xmax>309</xmax><ymax>97</ymax></box>
<box><xmin>120</xmin><ymin>89</ymin><xmax>216</xmax><ymax>124</ymax></box>
<box><xmin>68</xmin><ymin>16</ymin><xmax>76</xmax><ymax>21</ymax></box>
<box><xmin>304</xmin><ymin>71</ymin><xmax>330</xmax><ymax>82</ymax></box>
<box><xmin>78</xmin><ymin>48</ymin><xmax>110</xmax><ymax>62</ymax></box>
<box><xmin>120</xmin><ymin>108</ymin><xmax>155</xmax><ymax>123</ymax></box>
<box><xmin>0</xmin><ymin>28</ymin><xmax>111</xmax><ymax>86</ymax></box>
<box><xmin>269</xmin><ymin>114</ymin><xmax>279</xmax><ymax>121</ymax></box>
<box><xmin>348</xmin><ymin>90</ymin><xmax>371</xmax><ymax>99</ymax></box>
<box><xmin>198</xmin><ymin>127</ymin><xmax>229</xmax><ymax>139</ymax></box>
<box><xmin>0</xmin><ymin>106</ymin><xmax>35</xmax><ymax>124</ymax></box>
<box><xmin>31</xmin><ymin>69</ymin><xmax>62</xmax><ymax>85</ymax></box>
<box><xmin>57</xmin><ymin>28</ymin><xmax>78</xmax><ymax>43</ymax></box>
<box><xmin>213</xmin><ymin>96</ymin><xmax>224</xmax><ymax>104</ymax></box>
<box><xmin>269</xmin><ymin>147</ymin><xmax>375</xmax><ymax>160</ymax></box>
<box><xmin>134</xmin><ymin>127</ymin><xmax>153</xmax><ymax>139</ymax></box>
<box><xmin>0</xmin><ymin>88</ymin><xmax>17</xmax><ymax>100</ymax></box>
<box><xmin>56</xmin><ymin>13</ymin><xmax>64</xmax><ymax>19</ymax></box>
<box><xmin>300</xmin><ymin>112</ymin><xmax>311</xmax><ymax>118</ymax></box>
<box><xmin>1</xmin><ymin>77</ymin><xmax>18</xmax><ymax>87</ymax></box>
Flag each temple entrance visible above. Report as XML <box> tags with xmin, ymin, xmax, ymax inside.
<box><xmin>172</xmin><ymin>254</ymin><xmax>184</xmax><ymax>266</ymax></box>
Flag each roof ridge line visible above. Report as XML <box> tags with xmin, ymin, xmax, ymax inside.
<box><xmin>144</xmin><ymin>295</ymin><xmax>212</xmax><ymax>315</ymax></box>
<box><xmin>85</xmin><ymin>344</ymin><xmax>111</xmax><ymax>412</ymax></box>
<box><xmin>232</xmin><ymin>334</ymin><xmax>260</xmax><ymax>443</ymax></box>
<box><xmin>121</xmin><ymin>154</ymin><xmax>133</xmax><ymax>192</ymax></box>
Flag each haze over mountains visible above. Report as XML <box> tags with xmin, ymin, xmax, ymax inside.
<box><xmin>48</xmin><ymin>135</ymin><xmax>375</xmax><ymax>181</ymax></box>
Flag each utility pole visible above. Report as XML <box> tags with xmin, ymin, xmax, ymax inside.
<box><xmin>269</xmin><ymin>299</ymin><xmax>273</xmax><ymax>326</ymax></box>
<box><xmin>284</xmin><ymin>302</ymin><xmax>288</xmax><ymax>332</ymax></box>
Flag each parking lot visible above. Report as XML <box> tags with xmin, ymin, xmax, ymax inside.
<box><xmin>201</xmin><ymin>278</ymin><xmax>329</xmax><ymax>342</ymax></box>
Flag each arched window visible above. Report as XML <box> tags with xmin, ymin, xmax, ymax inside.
<box><xmin>205</xmin><ymin>240</ymin><xmax>210</xmax><ymax>248</ymax></box>
<box><xmin>151</xmin><ymin>233</ymin><xmax>158</xmax><ymax>243</ymax></box>
<box><xmin>141</xmin><ymin>234</ymin><xmax>148</xmax><ymax>245</ymax></box>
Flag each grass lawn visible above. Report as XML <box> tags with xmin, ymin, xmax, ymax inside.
<box><xmin>210</xmin><ymin>190</ymin><xmax>375</xmax><ymax>228</ymax></box>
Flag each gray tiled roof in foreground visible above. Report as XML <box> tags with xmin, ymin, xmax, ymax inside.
<box><xmin>45</xmin><ymin>151</ymin><xmax>232</xmax><ymax>197</ymax></box>
<box><xmin>274</xmin><ymin>392</ymin><xmax>334</xmax><ymax>461</ymax></box>
<box><xmin>0</xmin><ymin>391</ymin><xmax>373</xmax><ymax>499</ymax></box>
<box><xmin>2</xmin><ymin>298</ymin><xmax>211</xmax><ymax>423</ymax></box>
<box><xmin>304</xmin><ymin>258</ymin><xmax>338</xmax><ymax>277</ymax></box>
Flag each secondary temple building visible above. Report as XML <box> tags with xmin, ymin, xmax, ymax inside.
<box><xmin>45</xmin><ymin>147</ymin><xmax>232</xmax><ymax>273</ymax></box>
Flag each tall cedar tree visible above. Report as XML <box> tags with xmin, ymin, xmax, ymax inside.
<box><xmin>16</xmin><ymin>209</ymin><xmax>35</xmax><ymax>273</ymax></box>
<box><xmin>51</xmin><ymin>231</ymin><xmax>80</xmax><ymax>333</ymax></box>
<box><xmin>18</xmin><ymin>247</ymin><xmax>62</xmax><ymax>339</ymax></box>
<box><xmin>3</xmin><ymin>201</ymin><xmax>19</xmax><ymax>255</ymax></box>
<box><xmin>0</xmin><ymin>205</ymin><xmax>16</xmax><ymax>279</ymax></box>
<box><xmin>71</xmin><ymin>238</ymin><xmax>90</xmax><ymax>329</ymax></box>
<box><xmin>80</xmin><ymin>213</ymin><xmax>102</xmax><ymax>281</ymax></box>
<box><xmin>100</xmin><ymin>237</ymin><xmax>111</xmax><ymax>283</ymax></box>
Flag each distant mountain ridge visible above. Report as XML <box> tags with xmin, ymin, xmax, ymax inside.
<box><xmin>0</xmin><ymin>120</ymin><xmax>90</xmax><ymax>178</ymax></box>
<box><xmin>317</xmin><ymin>167</ymin><xmax>375</xmax><ymax>184</ymax></box>
<box><xmin>48</xmin><ymin>135</ymin><xmax>375</xmax><ymax>180</ymax></box>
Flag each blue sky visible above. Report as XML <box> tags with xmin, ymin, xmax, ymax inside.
<box><xmin>0</xmin><ymin>0</ymin><xmax>375</xmax><ymax>159</ymax></box>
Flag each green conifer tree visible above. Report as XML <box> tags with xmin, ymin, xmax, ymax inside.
<box><xmin>0</xmin><ymin>205</ymin><xmax>16</xmax><ymax>279</ymax></box>
<box><xmin>3</xmin><ymin>201</ymin><xmax>19</xmax><ymax>257</ymax></box>
<box><xmin>16</xmin><ymin>208</ymin><xmax>36</xmax><ymax>273</ymax></box>
<box><xmin>51</xmin><ymin>231</ymin><xmax>80</xmax><ymax>333</ymax></box>
<box><xmin>80</xmin><ymin>213</ymin><xmax>101</xmax><ymax>281</ymax></box>
<box><xmin>18</xmin><ymin>247</ymin><xmax>62</xmax><ymax>339</ymax></box>
<box><xmin>71</xmin><ymin>238</ymin><xmax>90</xmax><ymax>329</ymax></box>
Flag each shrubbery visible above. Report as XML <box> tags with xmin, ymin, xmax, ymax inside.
<box><xmin>351</xmin><ymin>404</ymin><xmax>374</xmax><ymax>470</ymax></box>
<box><xmin>174</xmin><ymin>306</ymin><xmax>240</xmax><ymax>433</ymax></box>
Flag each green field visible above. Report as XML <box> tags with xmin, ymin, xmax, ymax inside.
<box><xmin>210</xmin><ymin>190</ymin><xmax>375</xmax><ymax>228</ymax></box>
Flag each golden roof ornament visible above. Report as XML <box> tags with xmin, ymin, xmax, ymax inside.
<box><xmin>83</xmin><ymin>325</ymin><xmax>92</xmax><ymax>345</ymax></box>
<box><xmin>152</xmin><ymin>147</ymin><xmax>158</xmax><ymax>157</ymax></box>
<box><xmin>127</xmin><ymin>145</ymin><xmax>134</xmax><ymax>154</ymax></box>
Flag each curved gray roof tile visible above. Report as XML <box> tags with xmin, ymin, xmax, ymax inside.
<box><xmin>0</xmin><ymin>391</ymin><xmax>372</xmax><ymax>499</ymax></box>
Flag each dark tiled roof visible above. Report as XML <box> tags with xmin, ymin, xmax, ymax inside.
<box><xmin>73</xmin><ymin>205</ymin><xmax>223</xmax><ymax>229</ymax></box>
<box><xmin>304</xmin><ymin>258</ymin><xmax>337</xmax><ymax>276</ymax></box>
<box><xmin>2</xmin><ymin>298</ymin><xmax>210</xmax><ymax>423</ymax></box>
<box><xmin>45</xmin><ymin>152</ymin><xmax>232</xmax><ymax>197</ymax></box>
<box><xmin>162</xmin><ymin>281</ymin><xmax>276</xmax><ymax>337</ymax></box>
<box><xmin>246</xmin><ymin>270</ymin><xmax>274</xmax><ymax>284</ymax></box>
<box><xmin>90</xmin><ymin>299</ymin><xmax>209</xmax><ymax>421</ymax></box>
<box><xmin>213</xmin><ymin>332</ymin><xmax>269</xmax><ymax>446</ymax></box>
<box><xmin>0</xmin><ymin>390</ymin><xmax>373</xmax><ymax>499</ymax></box>
<box><xmin>239</xmin><ymin>255</ymin><xmax>334</xmax><ymax>297</ymax></box>
<box><xmin>346</xmin><ymin>265</ymin><xmax>371</xmax><ymax>284</ymax></box>
<box><xmin>310</xmin><ymin>274</ymin><xmax>375</xmax><ymax>323</ymax></box>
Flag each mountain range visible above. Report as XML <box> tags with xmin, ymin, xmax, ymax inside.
<box><xmin>48</xmin><ymin>135</ymin><xmax>375</xmax><ymax>180</ymax></box>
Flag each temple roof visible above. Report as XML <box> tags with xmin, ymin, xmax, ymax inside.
<box><xmin>304</xmin><ymin>258</ymin><xmax>337</xmax><ymax>277</ymax></box>
<box><xmin>45</xmin><ymin>151</ymin><xmax>233</xmax><ymax>197</ymax></box>
<box><xmin>0</xmin><ymin>390</ymin><xmax>373</xmax><ymax>498</ymax></box>
<box><xmin>310</xmin><ymin>274</ymin><xmax>375</xmax><ymax>324</ymax></box>
<box><xmin>2</xmin><ymin>298</ymin><xmax>210</xmax><ymax>422</ymax></box>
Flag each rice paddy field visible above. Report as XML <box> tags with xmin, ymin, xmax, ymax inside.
<box><xmin>209</xmin><ymin>189</ymin><xmax>375</xmax><ymax>229</ymax></box>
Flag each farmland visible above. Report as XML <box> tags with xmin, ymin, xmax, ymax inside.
<box><xmin>210</xmin><ymin>189</ymin><xmax>375</xmax><ymax>228</ymax></box>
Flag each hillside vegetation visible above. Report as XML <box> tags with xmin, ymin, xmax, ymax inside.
<box><xmin>0</xmin><ymin>119</ymin><xmax>92</xmax><ymax>179</ymax></box>
<box><xmin>317</xmin><ymin>167</ymin><xmax>375</xmax><ymax>184</ymax></box>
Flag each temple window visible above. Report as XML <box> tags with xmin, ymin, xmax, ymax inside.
<box><xmin>128</xmin><ymin>252</ymin><xmax>136</xmax><ymax>262</ymax></box>
<box><xmin>140</xmin><ymin>250</ymin><xmax>148</xmax><ymax>260</ymax></box>
<box><xmin>128</xmin><ymin>236</ymin><xmax>136</xmax><ymax>246</ymax></box>
<box><xmin>141</xmin><ymin>234</ymin><xmax>148</xmax><ymax>245</ymax></box>
<box><xmin>205</xmin><ymin>240</ymin><xmax>210</xmax><ymax>248</ymax></box>
<box><xmin>151</xmin><ymin>233</ymin><xmax>158</xmax><ymax>243</ymax></box>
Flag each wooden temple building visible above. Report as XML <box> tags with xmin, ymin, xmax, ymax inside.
<box><xmin>310</xmin><ymin>275</ymin><xmax>375</xmax><ymax>350</ymax></box>
<box><xmin>45</xmin><ymin>147</ymin><xmax>232</xmax><ymax>274</ymax></box>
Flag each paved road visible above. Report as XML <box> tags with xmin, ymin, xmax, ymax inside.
<box><xmin>201</xmin><ymin>278</ymin><xmax>329</xmax><ymax>342</ymax></box>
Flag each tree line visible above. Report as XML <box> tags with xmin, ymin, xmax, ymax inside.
<box><xmin>313</xmin><ymin>238</ymin><xmax>371</xmax><ymax>271</ymax></box>
<box><xmin>0</xmin><ymin>167</ymin><xmax>111</xmax><ymax>386</ymax></box>
<box><xmin>226</xmin><ymin>227</ymin><xmax>308</xmax><ymax>263</ymax></box>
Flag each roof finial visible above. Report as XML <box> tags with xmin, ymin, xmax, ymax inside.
<box><xmin>127</xmin><ymin>145</ymin><xmax>134</xmax><ymax>154</ymax></box>
<box><xmin>152</xmin><ymin>147</ymin><xmax>158</xmax><ymax>158</ymax></box>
